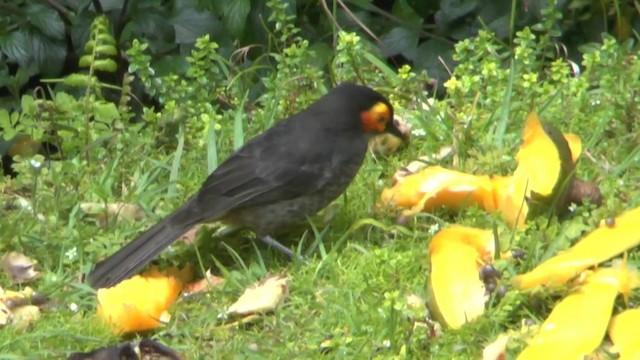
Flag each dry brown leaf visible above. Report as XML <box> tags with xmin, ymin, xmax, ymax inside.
<box><xmin>183</xmin><ymin>269</ymin><xmax>225</xmax><ymax>295</ymax></box>
<box><xmin>80</xmin><ymin>202</ymin><xmax>146</xmax><ymax>227</ymax></box>
<box><xmin>178</xmin><ymin>224</ymin><xmax>205</xmax><ymax>244</ymax></box>
<box><xmin>1</xmin><ymin>252</ymin><xmax>41</xmax><ymax>283</ymax></box>
<box><xmin>226</xmin><ymin>273</ymin><xmax>290</xmax><ymax>316</ymax></box>
<box><xmin>483</xmin><ymin>334</ymin><xmax>510</xmax><ymax>360</ymax></box>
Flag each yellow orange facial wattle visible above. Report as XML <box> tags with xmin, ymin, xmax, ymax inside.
<box><xmin>361</xmin><ymin>102</ymin><xmax>391</xmax><ymax>133</ymax></box>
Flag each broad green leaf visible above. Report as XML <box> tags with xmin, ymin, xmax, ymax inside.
<box><xmin>414</xmin><ymin>39</ymin><xmax>455</xmax><ymax>83</ymax></box>
<box><xmin>223</xmin><ymin>0</ymin><xmax>251</xmax><ymax>38</ymax></box>
<box><xmin>32</xmin><ymin>34</ymin><xmax>66</xmax><ymax>77</ymax></box>
<box><xmin>391</xmin><ymin>0</ymin><xmax>422</xmax><ymax>31</ymax></box>
<box><xmin>172</xmin><ymin>6</ymin><xmax>223</xmax><ymax>44</ymax></box>
<box><xmin>0</xmin><ymin>32</ymin><xmax>30</xmax><ymax>65</ymax></box>
<box><xmin>0</xmin><ymin>110</ymin><xmax>11</xmax><ymax>142</ymax></box>
<box><xmin>380</xmin><ymin>27</ymin><xmax>419</xmax><ymax>60</ymax></box>
<box><xmin>26</xmin><ymin>3</ymin><xmax>65</xmax><ymax>40</ymax></box>
<box><xmin>93</xmin><ymin>102</ymin><xmax>120</xmax><ymax>123</ymax></box>
<box><xmin>20</xmin><ymin>95</ymin><xmax>36</xmax><ymax>114</ymax></box>
<box><xmin>343</xmin><ymin>0</ymin><xmax>374</xmax><ymax>9</ymax></box>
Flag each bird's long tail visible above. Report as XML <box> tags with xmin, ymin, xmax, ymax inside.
<box><xmin>87</xmin><ymin>201</ymin><xmax>201</xmax><ymax>289</ymax></box>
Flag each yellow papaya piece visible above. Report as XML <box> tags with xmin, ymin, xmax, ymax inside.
<box><xmin>428</xmin><ymin>226</ymin><xmax>495</xmax><ymax>329</ymax></box>
<box><xmin>513</xmin><ymin>206</ymin><xmax>640</xmax><ymax>289</ymax></box>
<box><xmin>563</xmin><ymin>133</ymin><xmax>582</xmax><ymax>164</ymax></box>
<box><xmin>518</xmin><ymin>267</ymin><xmax>640</xmax><ymax>360</ymax></box>
<box><xmin>609</xmin><ymin>309</ymin><xmax>640</xmax><ymax>360</ymax></box>
<box><xmin>97</xmin><ymin>267</ymin><xmax>190</xmax><ymax>334</ymax></box>
<box><xmin>381</xmin><ymin>166</ymin><xmax>495</xmax><ymax>215</ymax></box>
<box><xmin>514</xmin><ymin>112</ymin><xmax>575</xmax><ymax>218</ymax></box>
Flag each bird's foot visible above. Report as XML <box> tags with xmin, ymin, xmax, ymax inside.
<box><xmin>259</xmin><ymin>235</ymin><xmax>307</xmax><ymax>264</ymax></box>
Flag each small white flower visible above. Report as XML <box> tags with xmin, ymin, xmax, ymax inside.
<box><xmin>65</xmin><ymin>247</ymin><xmax>77</xmax><ymax>260</ymax></box>
<box><xmin>68</xmin><ymin>303</ymin><xmax>78</xmax><ymax>312</ymax></box>
<box><xmin>411</xmin><ymin>128</ymin><xmax>426</xmax><ymax>137</ymax></box>
<box><xmin>30</xmin><ymin>159</ymin><xmax>42</xmax><ymax>169</ymax></box>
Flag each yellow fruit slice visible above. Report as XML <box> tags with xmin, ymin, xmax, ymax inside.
<box><xmin>518</xmin><ymin>267</ymin><xmax>639</xmax><ymax>359</ymax></box>
<box><xmin>513</xmin><ymin>206</ymin><xmax>640</xmax><ymax>289</ymax></box>
<box><xmin>97</xmin><ymin>267</ymin><xmax>188</xmax><ymax>334</ymax></box>
<box><xmin>428</xmin><ymin>226</ymin><xmax>495</xmax><ymax>329</ymax></box>
<box><xmin>609</xmin><ymin>308</ymin><xmax>640</xmax><ymax>360</ymax></box>
<box><xmin>381</xmin><ymin>166</ymin><xmax>495</xmax><ymax>215</ymax></box>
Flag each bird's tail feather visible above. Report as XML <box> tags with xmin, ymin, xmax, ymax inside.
<box><xmin>87</xmin><ymin>204</ymin><xmax>200</xmax><ymax>289</ymax></box>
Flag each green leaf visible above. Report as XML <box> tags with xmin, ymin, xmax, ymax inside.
<box><xmin>343</xmin><ymin>0</ymin><xmax>374</xmax><ymax>9</ymax></box>
<box><xmin>29</xmin><ymin>32</ymin><xmax>66</xmax><ymax>77</ymax></box>
<box><xmin>172</xmin><ymin>6</ymin><xmax>223</xmax><ymax>44</ymax></box>
<box><xmin>93</xmin><ymin>59</ymin><xmax>118</xmax><ymax>72</ymax></box>
<box><xmin>391</xmin><ymin>0</ymin><xmax>423</xmax><ymax>31</ymax></box>
<box><xmin>93</xmin><ymin>102</ymin><xmax>120</xmax><ymax>123</ymax></box>
<box><xmin>95</xmin><ymin>44</ymin><xmax>118</xmax><ymax>56</ymax></box>
<box><xmin>63</xmin><ymin>74</ymin><xmax>92</xmax><ymax>87</ymax></box>
<box><xmin>380</xmin><ymin>27</ymin><xmax>419</xmax><ymax>60</ymax></box>
<box><xmin>79</xmin><ymin>55</ymin><xmax>92</xmax><ymax>68</ymax></box>
<box><xmin>438</xmin><ymin>0</ymin><xmax>478</xmax><ymax>22</ymax></box>
<box><xmin>0</xmin><ymin>32</ymin><xmax>30</xmax><ymax>65</ymax></box>
<box><xmin>414</xmin><ymin>39</ymin><xmax>455</xmax><ymax>84</ymax></box>
<box><xmin>25</xmin><ymin>3</ymin><xmax>65</xmax><ymax>40</ymax></box>
<box><xmin>223</xmin><ymin>0</ymin><xmax>251</xmax><ymax>38</ymax></box>
<box><xmin>0</xmin><ymin>109</ymin><xmax>10</xmax><ymax>131</ymax></box>
<box><xmin>20</xmin><ymin>95</ymin><xmax>36</xmax><ymax>114</ymax></box>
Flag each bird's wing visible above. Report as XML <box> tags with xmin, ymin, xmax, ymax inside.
<box><xmin>193</xmin><ymin>119</ymin><xmax>341</xmax><ymax>214</ymax></box>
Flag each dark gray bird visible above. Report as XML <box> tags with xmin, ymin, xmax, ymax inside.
<box><xmin>88</xmin><ymin>83</ymin><xmax>402</xmax><ymax>288</ymax></box>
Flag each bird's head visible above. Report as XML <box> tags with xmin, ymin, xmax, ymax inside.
<box><xmin>359</xmin><ymin>100</ymin><xmax>404</xmax><ymax>139</ymax></box>
<box><xmin>325</xmin><ymin>83</ymin><xmax>405</xmax><ymax>141</ymax></box>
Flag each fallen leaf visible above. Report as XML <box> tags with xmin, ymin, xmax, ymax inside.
<box><xmin>80</xmin><ymin>202</ymin><xmax>146</xmax><ymax>227</ymax></box>
<box><xmin>517</xmin><ymin>266</ymin><xmax>640</xmax><ymax>359</ymax></box>
<box><xmin>512</xmin><ymin>205</ymin><xmax>640</xmax><ymax>289</ymax></box>
<box><xmin>1</xmin><ymin>252</ymin><xmax>41</xmax><ymax>283</ymax></box>
<box><xmin>183</xmin><ymin>269</ymin><xmax>225</xmax><ymax>295</ymax></box>
<box><xmin>178</xmin><ymin>224</ymin><xmax>205</xmax><ymax>244</ymax></box>
<box><xmin>483</xmin><ymin>333</ymin><xmax>510</xmax><ymax>360</ymax></box>
<box><xmin>226</xmin><ymin>273</ymin><xmax>290</xmax><ymax>316</ymax></box>
<box><xmin>428</xmin><ymin>226</ymin><xmax>495</xmax><ymax>329</ymax></box>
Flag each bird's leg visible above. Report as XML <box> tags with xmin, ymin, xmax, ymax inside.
<box><xmin>259</xmin><ymin>235</ymin><xmax>306</xmax><ymax>263</ymax></box>
<box><xmin>259</xmin><ymin>235</ymin><xmax>294</xmax><ymax>257</ymax></box>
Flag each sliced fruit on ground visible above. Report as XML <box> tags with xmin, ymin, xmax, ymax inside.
<box><xmin>428</xmin><ymin>226</ymin><xmax>495</xmax><ymax>329</ymax></box>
